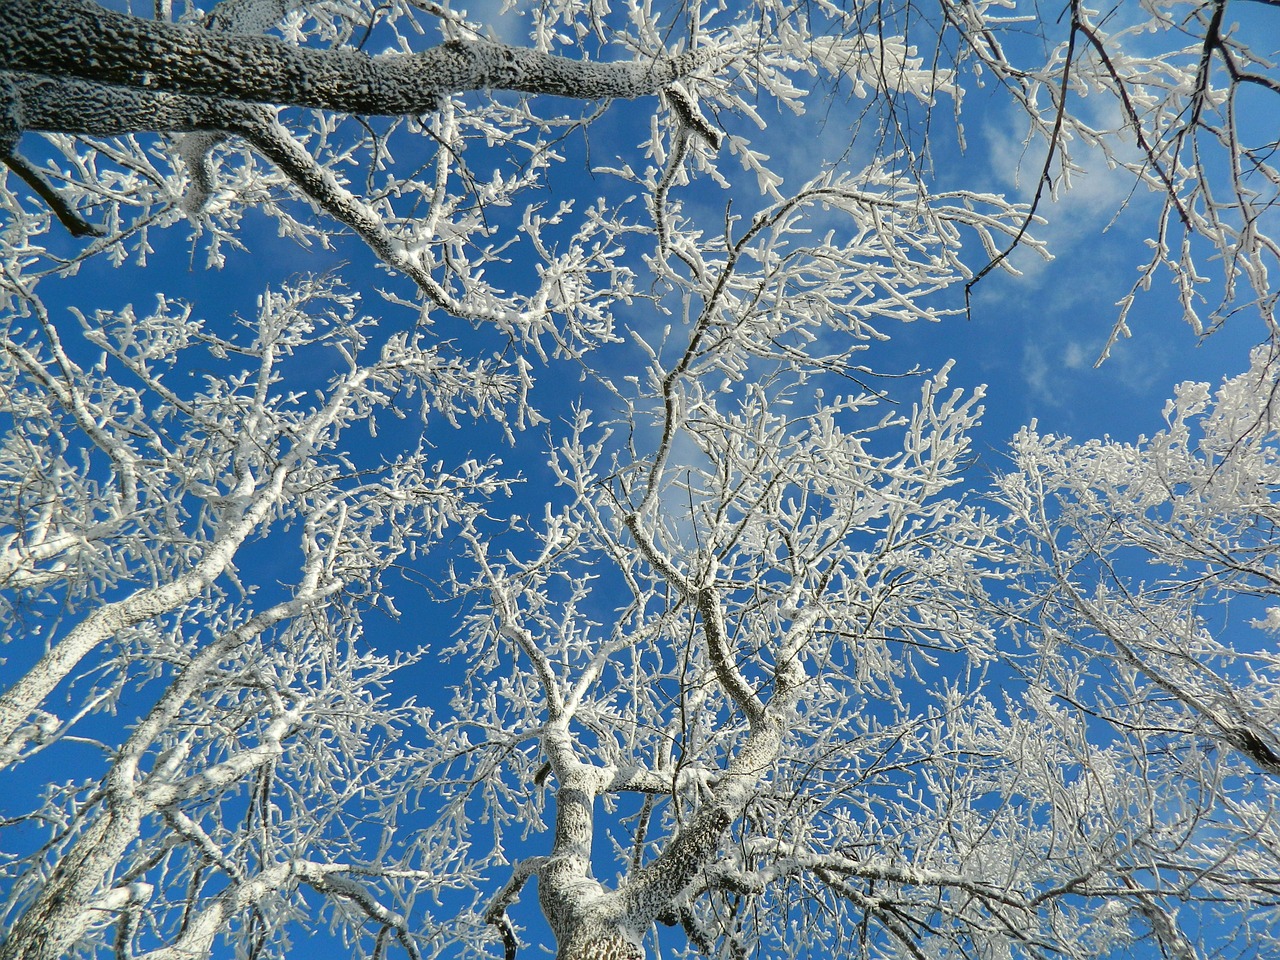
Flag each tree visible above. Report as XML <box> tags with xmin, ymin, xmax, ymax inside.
<box><xmin>0</xmin><ymin>1</ymin><xmax>1278</xmax><ymax>959</ymax></box>
<box><xmin>987</xmin><ymin>341</ymin><xmax>1280</xmax><ymax>959</ymax></box>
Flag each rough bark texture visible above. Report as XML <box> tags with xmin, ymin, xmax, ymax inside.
<box><xmin>557</xmin><ymin>933</ymin><xmax>644</xmax><ymax>960</ymax></box>
<box><xmin>2</xmin><ymin>72</ymin><xmax>256</xmax><ymax>137</ymax></box>
<box><xmin>0</xmin><ymin>0</ymin><xmax>702</xmax><ymax>118</ymax></box>
<box><xmin>0</xmin><ymin>803</ymin><xmax>145</xmax><ymax>960</ymax></box>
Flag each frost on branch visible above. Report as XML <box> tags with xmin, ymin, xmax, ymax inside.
<box><xmin>3</xmin><ymin>1</ymin><xmax>1280</xmax><ymax>959</ymax></box>
<box><xmin>0</xmin><ymin>275</ymin><xmax>517</xmax><ymax>960</ymax></box>
<box><xmin>983</xmin><ymin>342</ymin><xmax>1280</xmax><ymax>954</ymax></box>
<box><xmin>994</xmin><ymin>341</ymin><xmax>1280</xmax><ymax>771</ymax></box>
<box><xmin>2</xmin><ymin>0</ymin><xmax>1272</xmax><ymax>343</ymax></box>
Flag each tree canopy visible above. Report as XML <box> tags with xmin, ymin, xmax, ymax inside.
<box><xmin>1</xmin><ymin>2</ymin><xmax>1279</xmax><ymax>960</ymax></box>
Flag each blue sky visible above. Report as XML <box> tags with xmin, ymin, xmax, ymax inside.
<box><xmin>37</xmin><ymin>0</ymin><xmax>1277</xmax><ymax>464</ymax></box>
<box><xmin>4</xmin><ymin>0</ymin><xmax>1280</xmax><ymax>957</ymax></box>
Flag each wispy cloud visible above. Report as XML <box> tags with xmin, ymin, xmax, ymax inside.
<box><xmin>982</xmin><ymin>94</ymin><xmax>1154</xmax><ymax>283</ymax></box>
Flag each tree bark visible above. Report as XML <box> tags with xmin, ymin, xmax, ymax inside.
<box><xmin>0</xmin><ymin>0</ymin><xmax>702</xmax><ymax>118</ymax></box>
<box><xmin>555</xmin><ymin>933</ymin><xmax>644</xmax><ymax>960</ymax></box>
<box><xmin>0</xmin><ymin>803</ymin><xmax>145</xmax><ymax>960</ymax></box>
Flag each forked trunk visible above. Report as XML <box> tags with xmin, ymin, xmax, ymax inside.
<box><xmin>537</xmin><ymin>781</ymin><xmax>648</xmax><ymax>960</ymax></box>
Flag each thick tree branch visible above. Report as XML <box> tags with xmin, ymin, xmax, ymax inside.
<box><xmin>0</xmin><ymin>74</ymin><xmax>497</xmax><ymax>311</ymax></box>
<box><xmin>0</xmin><ymin>0</ymin><xmax>704</xmax><ymax>117</ymax></box>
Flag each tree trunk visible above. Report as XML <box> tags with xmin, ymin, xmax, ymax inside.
<box><xmin>557</xmin><ymin>933</ymin><xmax>644</xmax><ymax>960</ymax></box>
<box><xmin>0</xmin><ymin>803</ymin><xmax>144</xmax><ymax>960</ymax></box>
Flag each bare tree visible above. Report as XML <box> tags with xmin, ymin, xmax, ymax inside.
<box><xmin>0</xmin><ymin>275</ymin><xmax>517</xmax><ymax>960</ymax></box>
<box><xmin>1</xmin><ymin>0</ymin><xmax>1275</xmax><ymax>334</ymax></box>
<box><xmin>1</xmin><ymin>1</ymin><xmax>1278</xmax><ymax>959</ymax></box>
<box><xmin>989</xmin><ymin>342</ymin><xmax>1280</xmax><ymax>959</ymax></box>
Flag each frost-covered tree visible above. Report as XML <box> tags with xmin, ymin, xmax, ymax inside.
<box><xmin>987</xmin><ymin>342</ymin><xmax>1280</xmax><ymax>959</ymax></box>
<box><xmin>1</xmin><ymin>0</ymin><xmax>1276</xmax><ymax>335</ymax></box>
<box><xmin>0</xmin><ymin>275</ymin><xmax>518</xmax><ymax>960</ymax></box>
<box><xmin>1</xmin><ymin>2</ymin><xmax>1279</xmax><ymax>960</ymax></box>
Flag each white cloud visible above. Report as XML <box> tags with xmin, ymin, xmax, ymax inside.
<box><xmin>981</xmin><ymin>94</ymin><xmax>1155</xmax><ymax>279</ymax></box>
<box><xmin>1022</xmin><ymin>339</ymin><xmax>1054</xmax><ymax>404</ymax></box>
<box><xmin>1063</xmin><ymin>340</ymin><xmax>1089</xmax><ymax>370</ymax></box>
